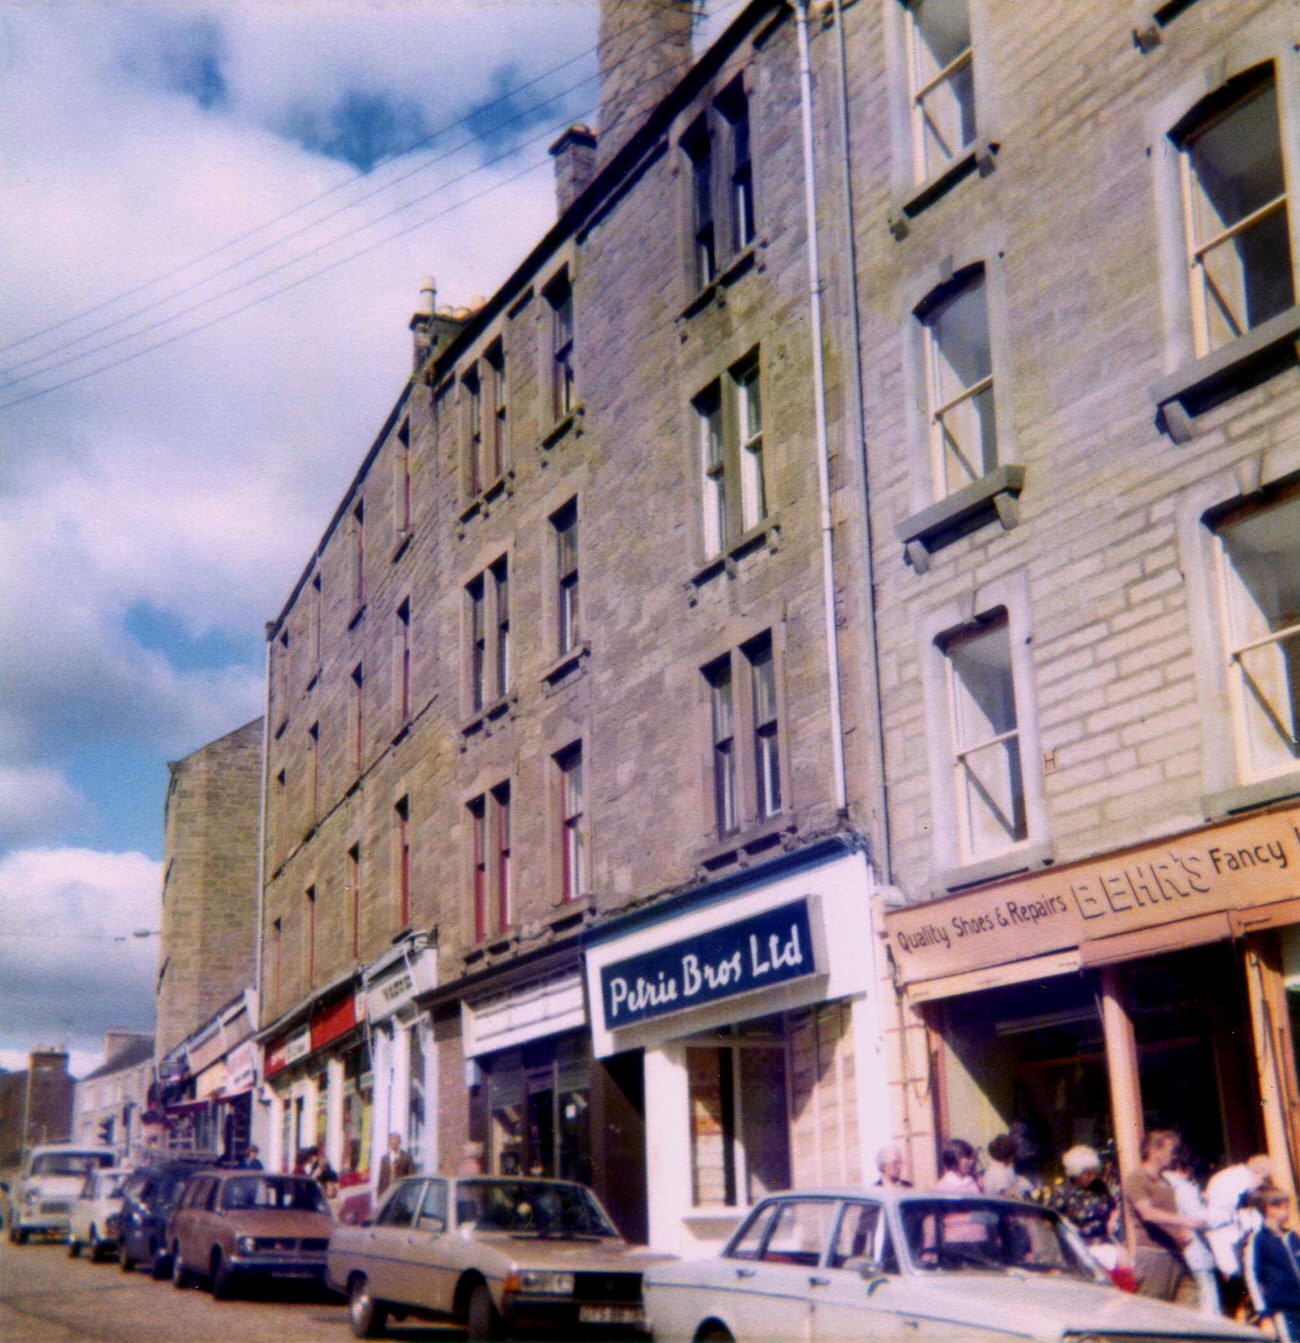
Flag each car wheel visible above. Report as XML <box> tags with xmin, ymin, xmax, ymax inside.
<box><xmin>150</xmin><ymin>1243</ymin><xmax>171</xmax><ymax>1280</ymax></box>
<box><xmin>466</xmin><ymin>1283</ymin><xmax>504</xmax><ymax>1342</ymax></box>
<box><xmin>171</xmin><ymin>1244</ymin><xmax>192</xmax><ymax>1289</ymax></box>
<box><xmin>68</xmin><ymin>1235</ymin><xmax>81</xmax><ymax>1257</ymax></box>
<box><xmin>89</xmin><ymin>1228</ymin><xmax>107</xmax><ymax>1262</ymax></box>
<box><xmin>119</xmin><ymin>1243</ymin><xmax>135</xmax><ymax>1272</ymax></box>
<box><xmin>696</xmin><ymin>1327</ymin><xmax>734</xmax><ymax>1343</ymax></box>
<box><xmin>9</xmin><ymin>1226</ymin><xmax>26</xmax><ymax>1246</ymax></box>
<box><xmin>210</xmin><ymin>1250</ymin><xmax>237</xmax><ymax>1300</ymax></box>
<box><xmin>347</xmin><ymin>1274</ymin><xmax>388</xmax><ymax>1339</ymax></box>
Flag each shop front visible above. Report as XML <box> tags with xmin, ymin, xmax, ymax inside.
<box><xmin>885</xmin><ymin>803</ymin><xmax>1300</xmax><ymax>1196</ymax></box>
<box><xmin>584</xmin><ymin>838</ymin><xmax>889</xmax><ymax>1256</ymax></box>
<box><xmin>361</xmin><ymin>931</ymin><xmax>438</xmax><ymax>1192</ymax></box>
<box><xmin>262</xmin><ymin>978</ymin><xmax>370</xmax><ymax>1207</ymax></box>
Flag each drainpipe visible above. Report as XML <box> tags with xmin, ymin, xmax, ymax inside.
<box><xmin>253</xmin><ymin>632</ymin><xmax>272</xmax><ymax>1032</ymax></box>
<box><xmin>831</xmin><ymin>0</ymin><xmax>892</xmax><ymax>884</ymax></box>
<box><xmin>792</xmin><ymin>0</ymin><xmax>848</xmax><ymax>816</ymax></box>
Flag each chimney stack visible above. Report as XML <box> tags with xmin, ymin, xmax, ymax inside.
<box><xmin>550</xmin><ymin>123</ymin><xmax>598</xmax><ymax>215</ymax></box>
<box><xmin>596</xmin><ymin>0</ymin><xmax>694</xmax><ymax>172</ymax></box>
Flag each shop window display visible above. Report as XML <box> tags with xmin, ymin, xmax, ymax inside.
<box><xmin>482</xmin><ymin>1032</ymin><xmax>592</xmax><ymax>1183</ymax></box>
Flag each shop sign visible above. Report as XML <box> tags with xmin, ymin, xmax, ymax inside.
<box><xmin>225</xmin><ymin>1042</ymin><xmax>257</xmax><ymax>1093</ymax></box>
<box><xmin>600</xmin><ymin>898</ymin><xmax>816</xmax><ymax>1029</ymax></box>
<box><xmin>362</xmin><ymin>939</ymin><xmax>437</xmax><ymax>1022</ymax></box>
<box><xmin>886</xmin><ymin>803</ymin><xmax>1300</xmax><ymax>985</ymax></box>
<box><xmin>311</xmin><ymin>993</ymin><xmax>358</xmax><ymax>1051</ymax></box>
<box><xmin>284</xmin><ymin>1028</ymin><xmax>311</xmax><ymax>1065</ymax></box>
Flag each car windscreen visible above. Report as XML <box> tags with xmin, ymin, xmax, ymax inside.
<box><xmin>898</xmin><ymin>1199</ymin><xmax>1100</xmax><ymax>1279</ymax></box>
<box><xmin>455</xmin><ymin>1180</ymin><xmax>618</xmax><ymax>1236</ymax></box>
<box><xmin>30</xmin><ymin>1152</ymin><xmax>114</xmax><ymax>1176</ymax></box>
<box><xmin>220</xmin><ymin>1176</ymin><xmax>330</xmax><ymax>1214</ymax></box>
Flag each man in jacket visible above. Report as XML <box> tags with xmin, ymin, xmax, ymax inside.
<box><xmin>377</xmin><ymin>1132</ymin><xmax>413</xmax><ymax>1198</ymax></box>
<box><xmin>1244</xmin><ymin>1188</ymin><xmax>1300</xmax><ymax>1342</ymax></box>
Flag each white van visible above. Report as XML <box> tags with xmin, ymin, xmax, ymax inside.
<box><xmin>8</xmin><ymin>1144</ymin><xmax>115</xmax><ymax>1244</ymax></box>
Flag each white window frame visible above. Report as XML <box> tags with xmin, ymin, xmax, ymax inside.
<box><xmin>695</xmin><ymin>349</ymin><xmax>769</xmax><ymax>562</ymax></box>
<box><xmin>918</xmin><ymin>573</ymin><xmax>1050</xmax><ymax>890</ymax></box>
<box><xmin>1177</xmin><ymin>448</ymin><xmax>1300</xmax><ymax>817</ymax></box>
<box><xmin>1149</xmin><ymin>28</ymin><xmax>1300</xmax><ymax>379</ymax></box>
<box><xmin>902</xmin><ymin>0</ymin><xmax>976</xmax><ymax>186</ymax></box>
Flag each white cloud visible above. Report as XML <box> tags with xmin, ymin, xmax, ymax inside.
<box><xmin>0</xmin><ymin>848</ymin><xmax>161</xmax><ymax>1063</ymax></box>
<box><xmin>0</xmin><ymin>767</ymin><xmax>87</xmax><ymax>850</ymax></box>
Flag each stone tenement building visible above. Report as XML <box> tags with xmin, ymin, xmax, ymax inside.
<box><xmin>251</xmin><ymin>0</ymin><xmax>1300</xmax><ymax>1244</ymax></box>
<box><xmin>155</xmin><ymin>716</ymin><xmax>262</xmax><ymax>1141</ymax></box>
<box><xmin>855</xmin><ymin>0</ymin><xmax>1300</xmax><ymax>1195</ymax></box>
<box><xmin>256</xmin><ymin>0</ymin><xmax>893</xmax><ymax>1250</ymax></box>
<box><xmin>0</xmin><ymin>1049</ymin><xmax>73</xmax><ymax>1162</ymax></box>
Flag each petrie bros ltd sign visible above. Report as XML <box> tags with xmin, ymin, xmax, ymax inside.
<box><xmin>886</xmin><ymin>804</ymin><xmax>1300</xmax><ymax>984</ymax></box>
<box><xmin>600</xmin><ymin>898</ymin><xmax>817</xmax><ymax>1028</ymax></box>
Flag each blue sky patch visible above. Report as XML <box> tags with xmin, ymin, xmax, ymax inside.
<box><xmin>124</xmin><ymin>600</ymin><xmax>260</xmax><ymax>674</ymax></box>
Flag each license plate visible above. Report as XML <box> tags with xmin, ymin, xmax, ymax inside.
<box><xmin>579</xmin><ymin>1306</ymin><xmax>643</xmax><ymax>1325</ymax></box>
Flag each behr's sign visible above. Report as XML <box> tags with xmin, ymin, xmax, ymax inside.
<box><xmin>886</xmin><ymin>804</ymin><xmax>1300</xmax><ymax>984</ymax></box>
<box><xmin>601</xmin><ymin>899</ymin><xmax>816</xmax><ymax>1028</ymax></box>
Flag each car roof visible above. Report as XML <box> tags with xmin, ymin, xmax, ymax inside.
<box><xmin>751</xmin><ymin>1187</ymin><xmax>1048</xmax><ymax>1205</ymax></box>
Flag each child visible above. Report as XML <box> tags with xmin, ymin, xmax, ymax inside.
<box><xmin>1244</xmin><ymin>1188</ymin><xmax>1300</xmax><ymax>1342</ymax></box>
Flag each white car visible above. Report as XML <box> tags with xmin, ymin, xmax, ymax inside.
<box><xmin>644</xmin><ymin>1188</ymin><xmax>1262</xmax><ymax>1343</ymax></box>
<box><xmin>8</xmin><ymin>1144</ymin><xmax>116</xmax><ymax>1244</ymax></box>
<box><xmin>68</xmin><ymin>1166</ymin><xmax>131</xmax><ymax>1261</ymax></box>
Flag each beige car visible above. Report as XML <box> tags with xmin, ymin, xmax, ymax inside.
<box><xmin>68</xmin><ymin>1166</ymin><xmax>131</xmax><ymax>1262</ymax></box>
<box><xmin>645</xmin><ymin>1189</ymin><xmax>1263</xmax><ymax>1343</ymax></box>
<box><xmin>167</xmin><ymin>1170</ymin><xmax>333</xmax><ymax>1299</ymax></box>
<box><xmin>327</xmin><ymin>1175</ymin><xmax>672</xmax><ymax>1340</ymax></box>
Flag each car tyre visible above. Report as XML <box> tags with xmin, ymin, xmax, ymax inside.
<box><xmin>466</xmin><ymin>1283</ymin><xmax>505</xmax><ymax>1342</ymax></box>
<box><xmin>171</xmin><ymin>1243</ymin><xmax>192</xmax><ymax>1289</ymax></box>
<box><xmin>150</xmin><ymin>1244</ymin><xmax>171</xmax><ymax>1280</ymax></box>
<box><xmin>348</xmin><ymin>1274</ymin><xmax>388</xmax><ymax>1338</ymax></box>
<box><xmin>119</xmin><ymin>1243</ymin><xmax>135</xmax><ymax>1272</ymax></box>
<box><xmin>696</xmin><ymin>1328</ymin><xmax>734</xmax><ymax>1343</ymax></box>
<box><xmin>90</xmin><ymin>1228</ymin><xmax>108</xmax><ymax>1262</ymax></box>
<box><xmin>68</xmin><ymin>1235</ymin><xmax>81</xmax><ymax>1257</ymax></box>
<box><xmin>210</xmin><ymin>1250</ymin><xmax>238</xmax><ymax>1300</ymax></box>
<box><xmin>9</xmin><ymin>1226</ymin><xmax>26</xmax><ymax>1245</ymax></box>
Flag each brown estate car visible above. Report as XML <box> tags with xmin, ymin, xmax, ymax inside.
<box><xmin>167</xmin><ymin>1170</ymin><xmax>333</xmax><ymax>1299</ymax></box>
<box><xmin>327</xmin><ymin>1176</ymin><xmax>673</xmax><ymax>1340</ymax></box>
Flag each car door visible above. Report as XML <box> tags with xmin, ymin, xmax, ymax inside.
<box><xmin>809</xmin><ymin>1199</ymin><xmax>905</xmax><ymax>1343</ymax></box>
<box><xmin>407</xmin><ymin>1180</ymin><xmax>455</xmax><ymax>1312</ymax></box>
<box><xmin>360</xmin><ymin>1178</ymin><xmax>425</xmax><ymax>1305</ymax></box>
<box><xmin>723</xmin><ymin>1197</ymin><xmax>841</xmax><ymax>1343</ymax></box>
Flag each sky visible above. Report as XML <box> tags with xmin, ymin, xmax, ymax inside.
<box><xmin>0</xmin><ymin>0</ymin><xmax>738</xmax><ymax>1079</ymax></box>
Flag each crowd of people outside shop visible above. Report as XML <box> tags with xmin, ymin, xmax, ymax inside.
<box><xmin>899</xmin><ymin>1130</ymin><xmax>1299</xmax><ymax>1337</ymax></box>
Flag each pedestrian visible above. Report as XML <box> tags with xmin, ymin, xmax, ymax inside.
<box><xmin>459</xmin><ymin>1141</ymin><xmax>485</xmax><ymax>1176</ymax></box>
<box><xmin>242</xmin><ymin>1144</ymin><xmax>263</xmax><ymax>1170</ymax></box>
<box><xmin>1206</xmin><ymin>1154</ymin><xmax>1271</xmax><ymax>1316</ymax></box>
<box><xmin>871</xmin><ymin>1143</ymin><xmax>912</xmax><ymax>1189</ymax></box>
<box><xmin>377</xmin><ymin>1131</ymin><xmax>413</xmax><ymax>1197</ymax></box>
<box><xmin>1244</xmin><ymin>1188</ymin><xmax>1300</xmax><ymax>1342</ymax></box>
<box><xmin>1122</xmin><ymin>1129</ymin><xmax>1203</xmax><ymax>1301</ymax></box>
<box><xmin>1045</xmin><ymin>1145</ymin><xmax>1121</xmax><ymax>1271</ymax></box>
<box><xmin>935</xmin><ymin>1137</ymin><xmax>982</xmax><ymax>1194</ymax></box>
<box><xmin>983</xmin><ymin>1134</ymin><xmax>1032</xmax><ymax>1199</ymax></box>
<box><xmin>1164</xmin><ymin>1146</ymin><xmax>1220</xmax><ymax>1317</ymax></box>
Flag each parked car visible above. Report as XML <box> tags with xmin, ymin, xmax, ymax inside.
<box><xmin>118</xmin><ymin>1157</ymin><xmax>219</xmax><ymax>1277</ymax></box>
<box><xmin>167</xmin><ymin>1169</ymin><xmax>334</xmax><ymax>1299</ymax></box>
<box><xmin>8</xmin><ymin>1144</ymin><xmax>115</xmax><ymax>1244</ymax></box>
<box><xmin>327</xmin><ymin>1175</ymin><xmax>673</xmax><ymax>1340</ymax></box>
<box><xmin>644</xmin><ymin>1188</ymin><xmax>1263</xmax><ymax>1343</ymax></box>
<box><xmin>68</xmin><ymin>1166</ymin><xmax>131</xmax><ymax>1261</ymax></box>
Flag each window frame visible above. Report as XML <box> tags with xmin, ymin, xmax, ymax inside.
<box><xmin>469</xmin><ymin>781</ymin><xmax>512</xmax><ymax>942</ymax></box>
<box><xmin>395</xmin><ymin>597</ymin><xmax>412</xmax><ymax>729</ymax></box>
<box><xmin>556</xmin><ymin>741</ymin><xmax>586</xmax><ymax>903</ymax></box>
<box><xmin>917</xmin><ymin>573</ymin><xmax>1050</xmax><ymax>891</ymax></box>
<box><xmin>679</xmin><ymin>75</ymin><xmax>759</xmax><ymax>301</ymax></box>
<box><xmin>394</xmin><ymin>417</ymin><xmax>412</xmax><ymax>539</ymax></box>
<box><xmin>700</xmin><ymin>631</ymin><xmax>787</xmax><ymax>844</ymax></box>
<box><xmin>1177</xmin><ymin>452</ymin><xmax>1300</xmax><ymax>817</ymax></box>
<box><xmin>695</xmin><ymin>348</ymin><xmax>770</xmax><ymax>563</ymax></box>
<box><xmin>395</xmin><ymin>795</ymin><xmax>411</xmax><ymax>929</ymax></box>
<box><xmin>1148</xmin><ymin>37</ymin><xmax>1300</xmax><ymax>439</ymax></box>
<box><xmin>464</xmin><ymin>554</ymin><xmax>511</xmax><ymax>720</ymax></box>
<box><xmin>551</xmin><ymin>498</ymin><xmax>580</xmax><ymax>658</ymax></box>
<box><xmin>901</xmin><ymin>0</ymin><xmax>976</xmax><ymax>188</ymax></box>
<box><xmin>545</xmin><ymin>270</ymin><xmax>576</xmax><ymax>426</ymax></box>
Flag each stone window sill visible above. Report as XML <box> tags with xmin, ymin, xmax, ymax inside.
<box><xmin>678</xmin><ymin>244</ymin><xmax>761</xmax><ymax>321</ymax></box>
<box><xmin>541</xmin><ymin>641</ymin><xmax>590</xmax><ymax>689</ymax></box>
<box><xmin>936</xmin><ymin>838</ymin><xmax>1055</xmax><ymax>896</ymax></box>
<box><xmin>1152</xmin><ymin>305</ymin><xmax>1300</xmax><ymax>442</ymax></box>
<box><xmin>687</xmin><ymin>518</ymin><xmax>781</xmax><ymax>597</ymax></box>
<box><xmin>460</xmin><ymin>692</ymin><xmax>516</xmax><ymax>741</ymax></box>
<box><xmin>1202</xmin><ymin>771</ymin><xmax>1300</xmax><ymax>821</ymax></box>
<box><xmin>898</xmin><ymin>465</ymin><xmax>1025</xmax><ymax>573</ymax></box>
<box><xmin>539</xmin><ymin>405</ymin><xmax>584</xmax><ymax>453</ymax></box>
<box><xmin>458</xmin><ymin>473</ymin><xmax>513</xmax><ymax>526</ymax></box>
<box><xmin>890</xmin><ymin>139</ymin><xmax>998</xmax><ymax>238</ymax></box>
<box><xmin>694</xmin><ymin>815</ymin><xmax>796</xmax><ymax>874</ymax></box>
